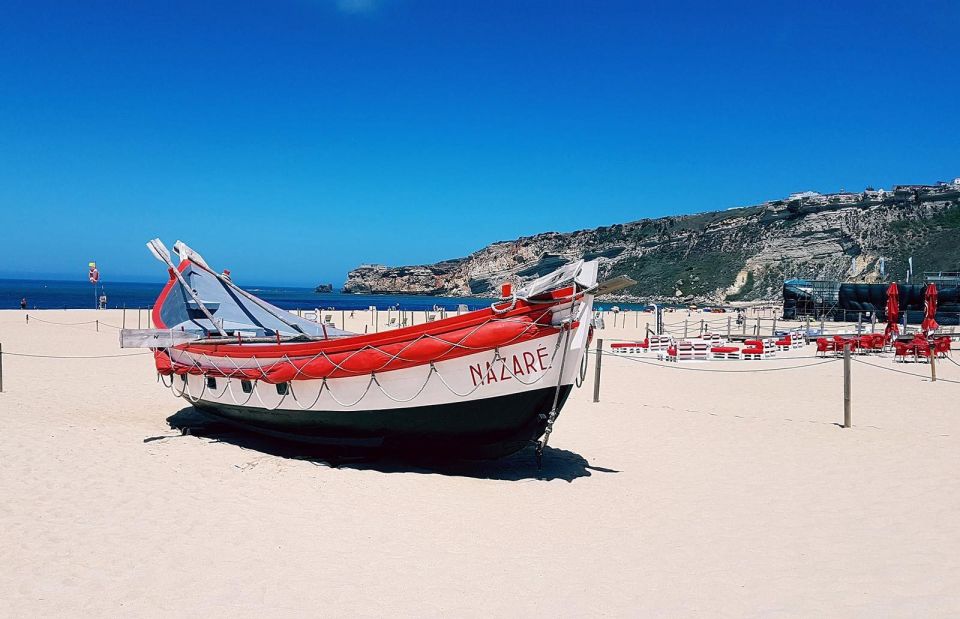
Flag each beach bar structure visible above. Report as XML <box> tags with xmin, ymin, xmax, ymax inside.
<box><xmin>782</xmin><ymin>279</ymin><xmax>840</xmax><ymax>319</ymax></box>
<box><xmin>783</xmin><ymin>278</ymin><xmax>960</xmax><ymax>325</ymax></box>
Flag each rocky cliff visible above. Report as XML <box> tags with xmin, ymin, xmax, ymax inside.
<box><xmin>343</xmin><ymin>182</ymin><xmax>960</xmax><ymax>303</ymax></box>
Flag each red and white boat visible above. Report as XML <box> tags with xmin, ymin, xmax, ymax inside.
<box><xmin>123</xmin><ymin>240</ymin><xmax>620</xmax><ymax>460</ymax></box>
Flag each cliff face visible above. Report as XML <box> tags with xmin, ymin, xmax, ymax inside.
<box><xmin>343</xmin><ymin>186</ymin><xmax>960</xmax><ymax>303</ymax></box>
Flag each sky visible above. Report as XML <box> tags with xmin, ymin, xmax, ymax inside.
<box><xmin>0</xmin><ymin>0</ymin><xmax>958</xmax><ymax>286</ymax></box>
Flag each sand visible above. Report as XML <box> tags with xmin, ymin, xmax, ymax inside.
<box><xmin>1</xmin><ymin>308</ymin><xmax>959</xmax><ymax>617</ymax></box>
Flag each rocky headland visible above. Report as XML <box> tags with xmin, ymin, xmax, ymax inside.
<box><xmin>343</xmin><ymin>179</ymin><xmax>960</xmax><ymax>304</ymax></box>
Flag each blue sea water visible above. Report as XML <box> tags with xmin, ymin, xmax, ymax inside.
<box><xmin>0</xmin><ymin>278</ymin><xmax>502</xmax><ymax>312</ymax></box>
<box><xmin>1</xmin><ymin>278</ymin><xmax>653</xmax><ymax>313</ymax></box>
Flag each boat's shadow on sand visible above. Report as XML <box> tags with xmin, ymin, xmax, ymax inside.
<box><xmin>156</xmin><ymin>407</ymin><xmax>618</xmax><ymax>482</ymax></box>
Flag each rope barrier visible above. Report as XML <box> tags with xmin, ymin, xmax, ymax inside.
<box><xmin>0</xmin><ymin>350</ymin><xmax>152</xmax><ymax>359</ymax></box>
<box><xmin>593</xmin><ymin>349</ymin><xmax>840</xmax><ymax>373</ymax></box>
<box><xmin>24</xmin><ymin>315</ymin><xmax>122</xmax><ymax>329</ymax></box>
<box><xmin>851</xmin><ymin>356</ymin><xmax>960</xmax><ymax>384</ymax></box>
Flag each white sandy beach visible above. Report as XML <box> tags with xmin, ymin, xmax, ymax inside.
<box><xmin>2</xmin><ymin>308</ymin><xmax>959</xmax><ymax>617</ymax></box>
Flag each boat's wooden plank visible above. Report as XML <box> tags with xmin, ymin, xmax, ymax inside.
<box><xmin>119</xmin><ymin>329</ymin><xmax>201</xmax><ymax>348</ymax></box>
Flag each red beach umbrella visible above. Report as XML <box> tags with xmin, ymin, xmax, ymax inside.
<box><xmin>884</xmin><ymin>282</ymin><xmax>900</xmax><ymax>339</ymax></box>
<box><xmin>921</xmin><ymin>283</ymin><xmax>939</xmax><ymax>335</ymax></box>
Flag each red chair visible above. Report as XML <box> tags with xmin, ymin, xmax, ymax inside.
<box><xmin>775</xmin><ymin>334</ymin><xmax>792</xmax><ymax>351</ymax></box>
<box><xmin>934</xmin><ymin>337</ymin><xmax>952</xmax><ymax>358</ymax></box>
<box><xmin>816</xmin><ymin>337</ymin><xmax>835</xmax><ymax>357</ymax></box>
<box><xmin>817</xmin><ymin>337</ymin><xmax>842</xmax><ymax>357</ymax></box>
<box><xmin>833</xmin><ymin>336</ymin><xmax>858</xmax><ymax>354</ymax></box>
<box><xmin>893</xmin><ymin>341</ymin><xmax>910</xmax><ymax>362</ymax></box>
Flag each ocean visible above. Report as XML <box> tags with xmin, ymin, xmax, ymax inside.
<box><xmin>0</xmin><ymin>278</ymin><xmax>503</xmax><ymax>312</ymax></box>
<box><xmin>1</xmin><ymin>278</ymin><xmax>652</xmax><ymax>312</ymax></box>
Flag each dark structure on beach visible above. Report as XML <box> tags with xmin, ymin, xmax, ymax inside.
<box><xmin>782</xmin><ymin>277</ymin><xmax>960</xmax><ymax>325</ymax></box>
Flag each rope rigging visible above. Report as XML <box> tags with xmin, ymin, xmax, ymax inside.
<box><xmin>164</xmin><ymin>329</ymin><xmax>568</xmax><ymax>411</ymax></box>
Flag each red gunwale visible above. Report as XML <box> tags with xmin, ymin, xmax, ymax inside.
<box><xmin>151</xmin><ymin>260</ymin><xmax>189</xmax><ymax>329</ymax></box>
<box><xmin>154</xmin><ymin>262</ymin><xmax>580</xmax><ymax>359</ymax></box>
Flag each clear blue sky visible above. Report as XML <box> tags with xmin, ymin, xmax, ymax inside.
<box><xmin>1</xmin><ymin>0</ymin><xmax>957</xmax><ymax>286</ymax></box>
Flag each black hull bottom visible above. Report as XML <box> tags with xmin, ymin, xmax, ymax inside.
<box><xmin>191</xmin><ymin>385</ymin><xmax>573</xmax><ymax>459</ymax></box>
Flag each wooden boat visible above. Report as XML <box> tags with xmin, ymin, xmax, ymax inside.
<box><xmin>122</xmin><ymin>240</ymin><xmax>629</xmax><ymax>461</ymax></box>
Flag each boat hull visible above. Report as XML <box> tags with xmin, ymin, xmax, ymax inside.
<box><xmin>192</xmin><ymin>385</ymin><xmax>572</xmax><ymax>458</ymax></box>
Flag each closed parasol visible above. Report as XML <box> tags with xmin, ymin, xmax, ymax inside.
<box><xmin>884</xmin><ymin>281</ymin><xmax>900</xmax><ymax>340</ymax></box>
<box><xmin>921</xmin><ymin>282</ymin><xmax>939</xmax><ymax>334</ymax></box>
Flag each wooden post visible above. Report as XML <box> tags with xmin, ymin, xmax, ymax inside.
<box><xmin>930</xmin><ymin>341</ymin><xmax>938</xmax><ymax>382</ymax></box>
<box><xmin>727</xmin><ymin>315</ymin><xmax>731</xmax><ymax>339</ymax></box>
<box><xmin>843</xmin><ymin>344</ymin><xmax>852</xmax><ymax>428</ymax></box>
<box><xmin>635</xmin><ymin>312</ymin><xmax>638</xmax><ymax>328</ymax></box>
<box><xmin>755</xmin><ymin>317</ymin><xmax>760</xmax><ymax>337</ymax></box>
<box><xmin>137</xmin><ymin>308</ymin><xmax>141</xmax><ymax>329</ymax></box>
<box><xmin>148</xmin><ymin>307</ymin><xmax>151</xmax><ymax>329</ymax></box>
<box><xmin>683</xmin><ymin>319</ymin><xmax>688</xmax><ymax>339</ymax></box>
<box><xmin>820</xmin><ymin>316</ymin><xmax>825</xmax><ymax>336</ymax></box>
<box><xmin>0</xmin><ymin>342</ymin><xmax>4</xmax><ymax>393</ymax></box>
<box><xmin>122</xmin><ymin>305</ymin><xmax>126</xmax><ymax>329</ymax></box>
<box><xmin>771</xmin><ymin>317</ymin><xmax>777</xmax><ymax>337</ymax></box>
<box><xmin>806</xmin><ymin>315</ymin><xmax>811</xmax><ymax>335</ymax></box>
<box><xmin>700</xmin><ymin>318</ymin><xmax>704</xmax><ymax>337</ymax></box>
<box><xmin>592</xmin><ymin>338</ymin><xmax>603</xmax><ymax>403</ymax></box>
<box><xmin>96</xmin><ymin>320</ymin><xmax>99</xmax><ymax>332</ymax></box>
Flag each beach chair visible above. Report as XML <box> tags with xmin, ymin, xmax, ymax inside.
<box><xmin>691</xmin><ymin>341</ymin><xmax>710</xmax><ymax>360</ymax></box>
<box><xmin>774</xmin><ymin>333</ymin><xmax>793</xmax><ymax>351</ymax></box>
<box><xmin>702</xmin><ymin>333</ymin><xmax>723</xmax><ymax>347</ymax></box>
<box><xmin>790</xmin><ymin>330</ymin><xmax>806</xmax><ymax>349</ymax></box>
<box><xmin>647</xmin><ymin>335</ymin><xmax>672</xmax><ymax>352</ymax></box>
<box><xmin>741</xmin><ymin>338</ymin><xmax>776</xmax><ymax>360</ymax></box>
<box><xmin>710</xmin><ymin>345</ymin><xmax>740</xmax><ymax>360</ymax></box>
<box><xmin>611</xmin><ymin>341</ymin><xmax>646</xmax><ymax>355</ymax></box>
<box><xmin>661</xmin><ymin>341</ymin><xmax>694</xmax><ymax>362</ymax></box>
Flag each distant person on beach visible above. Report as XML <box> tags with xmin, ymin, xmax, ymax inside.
<box><xmin>20</xmin><ymin>297</ymin><xmax>27</xmax><ymax>310</ymax></box>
